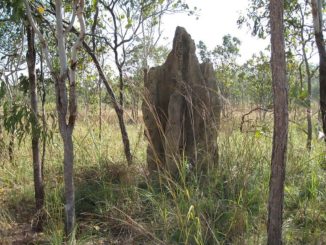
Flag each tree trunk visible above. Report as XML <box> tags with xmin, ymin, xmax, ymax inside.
<box><xmin>40</xmin><ymin>48</ymin><xmax>47</xmax><ymax>174</ymax></box>
<box><xmin>54</xmin><ymin>0</ymin><xmax>85</xmax><ymax>237</ymax></box>
<box><xmin>299</xmin><ymin>9</ymin><xmax>313</xmax><ymax>151</ymax></box>
<box><xmin>8</xmin><ymin>131</ymin><xmax>14</xmax><ymax>164</ymax></box>
<box><xmin>268</xmin><ymin>0</ymin><xmax>289</xmax><ymax>244</ymax></box>
<box><xmin>54</xmin><ymin>0</ymin><xmax>75</xmax><ymax>236</ymax></box>
<box><xmin>98</xmin><ymin>78</ymin><xmax>102</xmax><ymax>141</ymax></box>
<box><xmin>82</xmin><ymin>41</ymin><xmax>133</xmax><ymax>165</ymax></box>
<box><xmin>118</xmin><ymin>66</ymin><xmax>124</xmax><ymax>108</ymax></box>
<box><xmin>117</xmin><ymin>107</ymin><xmax>133</xmax><ymax>165</ymax></box>
<box><xmin>62</xmin><ymin>129</ymin><xmax>75</xmax><ymax>236</ymax></box>
<box><xmin>311</xmin><ymin>0</ymin><xmax>326</xmax><ymax>139</ymax></box>
<box><xmin>302</xmin><ymin>44</ymin><xmax>312</xmax><ymax>151</ymax></box>
<box><xmin>26</xmin><ymin>23</ymin><xmax>45</xmax><ymax>232</ymax></box>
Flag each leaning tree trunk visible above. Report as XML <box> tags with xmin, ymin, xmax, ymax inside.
<box><xmin>311</xmin><ymin>0</ymin><xmax>326</xmax><ymax>139</ymax></box>
<box><xmin>26</xmin><ymin>23</ymin><xmax>45</xmax><ymax>231</ymax></box>
<box><xmin>268</xmin><ymin>0</ymin><xmax>289</xmax><ymax>244</ymax></box>
<box><xmin>82</xmin><ymin>41</ymin><xmax>133</xmax><ymax>165</ymax></box>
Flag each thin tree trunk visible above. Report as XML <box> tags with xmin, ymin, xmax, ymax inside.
<box><xmin>131</xmin><ymin>94</ymin><xmax>139</xmax><ymax>122</ymax></box>
<box><xmin>8</xmin><ymin>131</ymin><xmax>14</xmax><ymax>164</ymax></box>
<box><xmin>306</xmin><ymin>70</ymin><xmax>313</xmax><ymax>151</ymax></box>
<box><xmin>26</xmin><ymin>23</ymin><xmax>45</xmax><ymax>231</ymax></box>
<box><xmin>40</xmin><ymin>48</ymin><xmax>47</xmax><ymax>174</ymax></box>
<box><xmin>62</xmin><ymin>129</ymin><xmax>75</xmax><ymax>236</ymax></box>
<box><xmin>82</xmin><ymin>41</ymin><xmax>133</xmax><ymax>165</ymax></box>
<box><xmin>302</xmin><ymin>45</ymin><xmax>312</xmax><ymax>151</ymax></box>
<box><xmin>0</xmin><ymin>119</ymin><xmax>3</xmax><ymax>158</ymax></box>
<box><xmin>118</xmin><ymin>66</ymin><xmax>124</xmax><ymax>108</ymax></box>
<box><xmin>54</xmin><ymin>0</ymin><xmax>85</xmax><ymax>237</ymax></box>
<box><xmin>54</xmin><ymin>0</ymin><xmax>74</xmax><ymax>236</ymax></box>
<box><xmin>311</xmin><ymin>0</ymin><xmax>326</xmax><ymax>139</ymax></box>
<box><xmin>268</xmin><ymin>0</ymin><xmax>289</xmax><ymax>244</ymax></box>
<box><xmin>99</xmin><ymin>78</ymin><xmax>102</xmax><ymax>141</ymax></box>
<box><xmin>299</xmin><ymin>8</ymin><xmax>313</xmax><ymax>151</ymax></box>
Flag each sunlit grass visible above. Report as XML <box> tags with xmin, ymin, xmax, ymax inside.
<box><xmin>0</xmin><ymin>107</ymin><xmax>325</xmax><ymax>244</ymax></box>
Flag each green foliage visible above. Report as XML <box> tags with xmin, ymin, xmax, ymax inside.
<box><xmin>1</xmin><ymin>83</ymin><xmax>55</xmax><ymax>148</ymax></box>
<box><xmin>196</xmin><ymin>40</ymin><xmax>210</xmax><ymax>62</ymax></box>
<box><xmin>0</xmin><ymin>0</ymin><xmax>324</xmax><ymax>243</ymax></box>
<box><xmin>213</xmin><ymin>34</ymin><xmax>241</xmax><ymax>62</ymax></box>
<box><xmin>196</xmin><ymin>35</ymin><xmax>246</xmax><ymax>104</ymax></box>
<box><xmin>0</xmin><ymin>0</ymin><xmax>24</xmax><ymax>22</ymax></box>
<box><xmin>17</xmin><ymin>75</ymin><xmax>29</xmax><ymax>95</ymax></box>
<box><xmin>3</xmin><ymin>100</ymin><xmax>35</xmax><ymax>144</ymax></box>
<box><xmin>241</xmin><ymin>53</ymin><xmax>272</xmax><ymax>107</ymax></box>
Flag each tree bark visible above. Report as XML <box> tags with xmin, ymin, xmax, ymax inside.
<box><xmin>268</xmin><ymin>0</ymin><xmax>289</xmax><ymax>244</ymax></box>
<box><xmin>54</xmin><ymin>0</ymin><xmax>85</xmax><ymax>237</ymax></box>
<box><xmin>54</xmin><ymin>0</ymin><xmax>74</xmax><ymax>236</ymax></box>
<box><xmin>311</xmin><ymin>0</ymin><xmax>326</xmax><ymax>139</ymax></box>
<box><xmin>298</xmin><ymin>5</ymin><xmax>313</xmax><ymax>151</ymax></box>
<box><xmin>62</xmin><ymin>129</ymin><xmax>75</xmax><ymax>236</ymax></box>
<box><xmin>40</xmin><ymin>48</ymin><xmax>47</xmax><ymax>174</ymax></box>
<box><xmin>26</xmin><ymin>23</ymin><xmax>44</xmax><ymax>232</ymax></box>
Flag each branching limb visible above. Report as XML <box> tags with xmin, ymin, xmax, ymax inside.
<box><xmin>68</xmin><ymin>0</ymin><xmax>86</xmax><ymax>128</ymax></box>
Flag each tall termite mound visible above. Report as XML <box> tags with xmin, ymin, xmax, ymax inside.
<box><xmin>142</xmin><ymin>26</ymin><xmax>221</xmax><ymax>177</ymax></box>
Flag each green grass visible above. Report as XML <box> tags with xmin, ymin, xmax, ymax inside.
<box><xmin>0</xmin><ymin>107</ymin><xmax>325</xmax><ymax>244</ymax></box>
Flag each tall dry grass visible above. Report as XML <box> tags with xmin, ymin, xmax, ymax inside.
<box><xmin>0</xmin><ymin>105</ymin><xmax>325</xmax><ymax>244</ymax></box>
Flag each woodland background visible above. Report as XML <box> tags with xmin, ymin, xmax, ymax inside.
<box><xmin>0</xmin><ymin>0</ymin><xmax>325</xmax><ymax>244</ymax></box>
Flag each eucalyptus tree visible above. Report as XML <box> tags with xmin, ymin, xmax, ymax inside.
<box><xmin>0</xmin><ymin>1</ymin><xmax>26</xmax><ymax>163</ymax></box>
<box><xmin>124</xmin><ymin>6</ymin><xmax>171</xmax><ymax>121</ymax></box>
<box><xmin>124</xmin><ymin>42</ymin><xmax>169</xmax><ymax>121</ymax></box>
<box><xmin>0</xmin><ymin>0</ymin><xmax>49</xmax><ymax>231</ymax></box>
<box><xmin>79</xmin><ymin>0</ymin><xmax>193</xmax><ymax>165</ymax></box>
<box><xmin>26</xmin><ymin>22</ymin><xmax>45</xmax><ymax>232</ymax></box>
<box><xmin>196</xmin><ymin>35</ymin><xmax>242</xmax><ymax>115</ymax></box>
<box><xmin>212</xmin><ymin>35</ymin><xmax>241</xmax><ymax>105</ymax></box>
<box><xmin>268</xmin><ymin>0</ymin><xmax>288</xmax><ymax>243</ymax></box>
<box><xmin>242</xmin><ymin>53</ymin><xmax>273</xmax><ymax>111</ymax></box>
<box><xmin>239</xmin><ymin>0</ymin><xmax>318</xmax><ymax>150</ymax></box>
<box><xmin>286</xmin><ymin>1</ymin><xmax>316</xmax><ymax>150</ymax></box>
<box><xmin>311</xmin><ymin>0</ymin><xmax>326</xmax><ymax>139</ymax></box>
<box><xmin>24</xmin><ymin>0</ymin><xmax>86</xmax><ymax>237</ymax></box>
